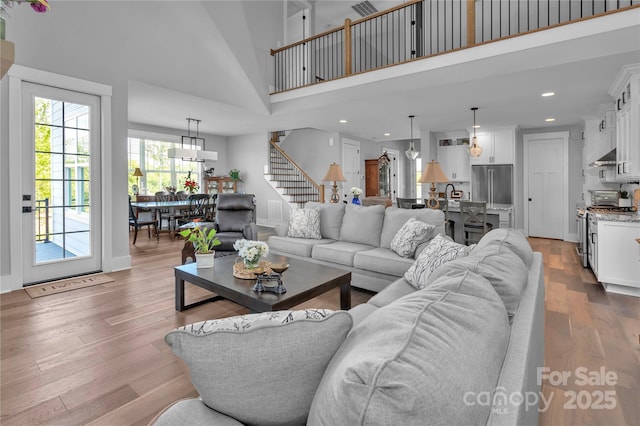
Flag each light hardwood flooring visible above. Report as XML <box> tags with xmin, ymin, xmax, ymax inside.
<box><xmin>0</xmin><ymin>232</ymin><xmax>637</xmax><ymax>425</ymax></box>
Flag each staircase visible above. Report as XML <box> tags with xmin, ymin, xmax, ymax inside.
<box><xmin>265</xmin><ymin>131</ymin><xmax>324</xmax><ymax>209</ymax></box>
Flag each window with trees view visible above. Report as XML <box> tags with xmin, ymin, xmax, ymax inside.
<box><xmin>128</xmin><ymin>136</ymin><xmax>199</xmax><ymax>194</ymax></box>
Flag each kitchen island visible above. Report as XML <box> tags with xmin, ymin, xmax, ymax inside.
<box><xmin>588</xmin><ymin>211</ymin><xmax>640</xmax><ymax>297</ymax></box>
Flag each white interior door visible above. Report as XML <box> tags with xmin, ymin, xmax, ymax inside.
<box><xmin>524</xmin><ymin>133</ymin><xmax>567</xmax><ymax>239</ymax></box>
<box><xmin>342</xmin><ymin>139</ymin><xmax>361</xmax><ymax>201</ymax></box>
<box><xmin>21</xmin><ymin>82</ymin><xmax>102</xmax><ymax>285</ymax></box>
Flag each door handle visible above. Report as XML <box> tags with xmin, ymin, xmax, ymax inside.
<box><xmin>528</xmin><ymin>198</ymin><xmax>532</xmax><ymax>202</ymax></box>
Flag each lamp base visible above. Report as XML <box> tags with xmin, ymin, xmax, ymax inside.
<box><xmin>329</xmin><ymin>183</ymin><xmax>340</xmax><ymax>203</ymax></box>
<box><xmin>426</xmin><ymin>184</ymin><xmax>440</xmax><ymax>209</ymax></box>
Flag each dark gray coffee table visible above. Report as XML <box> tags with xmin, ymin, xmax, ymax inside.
<box><xmin>174</xmin><ymin>255</ymin><xmax>351</xmax><ymax>312</ymax></box>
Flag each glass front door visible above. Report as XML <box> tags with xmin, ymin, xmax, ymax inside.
<box><xmin>21</xmin><ymin>82</ymin><xmax>102</xmax><ymax>285</ymax></box>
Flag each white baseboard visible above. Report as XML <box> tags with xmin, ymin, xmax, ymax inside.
<box><xmin>108</xmin><ymin>255</ymin><xmax>132</xmax><ymax>272</ymax></box>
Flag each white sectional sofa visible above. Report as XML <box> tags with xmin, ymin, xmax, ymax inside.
<box><xmin>268</xmin><ymin>202</ymin><xmax>446</xmax><ymax>292</ymax></box>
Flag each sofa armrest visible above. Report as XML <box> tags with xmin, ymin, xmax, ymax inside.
<box><xmin>150</xmin><ymin>398</ymin><xmax>244</xmax><ymax>426</ymax></box>
<box><xmin>274</xmin><ymin>222</ymin><xmax>288</xmax><ymax>237</ymax></box>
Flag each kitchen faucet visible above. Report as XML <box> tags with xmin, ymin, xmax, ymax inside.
<box><xmin>444</xmin><ymin>183</ymin><xmax>456</xmax><ymax>201</ymax></box>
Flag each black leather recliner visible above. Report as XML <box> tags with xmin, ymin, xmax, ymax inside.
<box><xmin>213</xmin><ymin>193</ymin><xmax>258</xmax><ymax>252</ymax></box>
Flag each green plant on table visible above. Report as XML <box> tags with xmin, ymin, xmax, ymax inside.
<box><xmin>179</xmin><ymin>226</ymin><xmax>221</xmax><ymax>254</ymax></box>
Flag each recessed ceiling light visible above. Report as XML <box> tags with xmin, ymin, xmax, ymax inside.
<box><xmin>339</xmin><ymin>119</ymin><xmax>347</xmax><ymax>123</ymax></box>
<box><xmin>541</xmin><ymin>92</ymin><xmax>555</xmax><ymax>97</ymax></box>
<box><xmin>384</xmin><ymin>132</ymin><xmax>391</xmax><ymax>136</ymax></box>
<box><xmin>545</xmin><ymin>118</ymin><xmax>556</xmax><ymax>122</ymax></box>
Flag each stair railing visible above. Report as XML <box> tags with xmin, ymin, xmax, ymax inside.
<box><xmin>269</xmin><ymin>134</ymin><xmax>325</xmax><ymax>204</ymax></box>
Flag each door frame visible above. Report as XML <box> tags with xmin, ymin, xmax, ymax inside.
<box><xmin>7</xmin><ymin>65</ymin><xmax>113</xmax><ymax>292</ymax></box>
<box><xmin>523</xmin><ymin>131</ymin><xmax>569</xmax><ymax>240</ymax></box>
<box><xmin>342</xmin><ymin>138</ymin><xmax>361</xmax><ymax>200</ymax></box>
<box><xmin>382</xmin><ymin>147</ymin><xmax>400</xmax><ymax>202</ymax></box>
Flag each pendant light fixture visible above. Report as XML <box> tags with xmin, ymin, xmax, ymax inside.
<box><xmin>168</xmin><ymin>118</ymin><xmax>218</xmax><ymax>162</ymax></box>
<box><xmin>469</xmin><ymin>107</ymin><xmax>483</xmax><ymax>158</ymax></box>
<box><xmin>405</xmin><ymin>115</ymin><xmax>419</xmax><ymax>160</ymax></box>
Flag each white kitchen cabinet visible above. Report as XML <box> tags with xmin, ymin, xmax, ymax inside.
<box><xmin>597</xmin><ymin>220</ymin><xmax>640</xmax><ymax>297</ymax></box>
<box><xmin>598</xmin><ymin>166</ymin><xmax>616</xmax><ymax>183</ymax></box>
<box><xmin>597</xmin><ymin>107</ymin><xmax>616</xmax><ymax>157</ymax></box>
<box><xmin>470</xmin><ymin>128</ymin><xmax>515</xmax><ymax>165</ymax></box>
<box><xmin>437</xmin><ymin>145</ymin><xmax>470</xmax><ymax>182</ymax></box>
<box><xmin>609</xmin><ymin>64</ymin><xmax>640</xmax><ymax>181</ymax></box>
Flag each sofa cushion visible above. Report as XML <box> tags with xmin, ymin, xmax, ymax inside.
<box><xmin>287</xmin><ymin>208</ymin><xmax>322</xmax><ymax>239</ymax></box>
<box><xmin>308</xmin><ymin>271</ymin><xmax>510</xmax><ymax>426</ymax></box>
<box><xmin>404</xmin><ymin>234</ymin><xmax>472</xmax><ymax>289</ymax></box>
<box><xmin>353</xmin><ymin>248</ymin><xmax>415</xmax><ymax>277</ymax></box>
<box><xmin>367</xmin><ymin>277</ymin><xmax>416</xmax><ymax>308</ymax></box>
<box><xmin>474</xmin><ymin>228</ymin><xmax>534</xmax><ymax>267</ymax></box>
<box><xmin>306</xmin><ymin>202</ymin><xmax>345</xmax><ymax>240</ymax></box>
<box><xmin>268</xmin><ymin>235</ymin><xmax>333</xmax><ymax>257</ymax></box>
<box><xmin>430</xmin><ymin>240</ymin><xmax>528</xmax><ymax>321</ymax></box>
<box><xmin>379</xmin><ymin>207</ymin><xmax>445</xmax><ymax>248</ymax></box>
<box><xmin>390</xmin><ymin>217</ymin><xmax>436</xmax><ymax>257</ymax></box>
<box><xmin>312</xmin><ymin>241</ymin><xmax>374</xmax><ymax>266</ymax></box>
<box><xmin>339</xmin><ymin>204</ymin><xmax>385</xmax><ymax>247</ymax></box>
<box><xmin>165</xmin><ymin>309</ymin><xmax>352</xmax><ymax>426</ymax></box>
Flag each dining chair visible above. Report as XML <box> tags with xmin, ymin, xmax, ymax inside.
<box><xmin>154</xmin><ymin>191</ymin><xmax>173</xmax><ymax>231</ymax></box>
<box><xmin>460</xmin><ymin>200</ymin><xmax>493</xmax><ymax>245</ymax></box>
<box><xmin>178</xmin><ymin>194</ymin><xmax>212</xmax><ymax>226</ymax></box>
<box><xmin>129</xmin><ymin>196</ymin><xmax>158</xmax><ymax>244</ymax></box>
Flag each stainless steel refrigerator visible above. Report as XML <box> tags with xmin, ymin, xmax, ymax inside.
<box><xmin>471</xmin><ymin>165</ymin><xmax>513</xmax><ymax>205</ymax></box>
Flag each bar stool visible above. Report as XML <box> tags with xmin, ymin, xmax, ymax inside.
<box><xmin>460</xmin><ymin>201</ymin><xmax>493</xmax><ymax>245</ymax></box>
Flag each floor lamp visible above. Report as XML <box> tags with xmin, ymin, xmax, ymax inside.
<box><xmin>420</xmin><ymin>160</ymin><xmax>449</xmax><ymax>209</ymax></box>
<box><xmin>322</xmin><ymin>163</ymin><xmax>347</xmax><ymax>203</ymax></box>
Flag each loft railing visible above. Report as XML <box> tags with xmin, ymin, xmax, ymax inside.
<box><xmin>272</xmin><ymin>0</ymin><xmax>639</xmax><ymax>93</ymax></box>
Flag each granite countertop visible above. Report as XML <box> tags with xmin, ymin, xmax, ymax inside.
<box><xmin>443</xmin><ymin>201</ymin><xmax>513</xmax><ymax>212</ymax></box>
<box><xmin>590</xmin><ymin>211</ymin><xmax>640</xmax><ymax>223</ymax></box>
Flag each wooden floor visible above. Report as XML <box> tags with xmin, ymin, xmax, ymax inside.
<box><xmin>0</xmin><ymin>233</ymin><xmax>637</xmax><ymax>425</ymax></box>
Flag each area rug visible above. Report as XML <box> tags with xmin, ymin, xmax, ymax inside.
<box><xmin>25</xmin><ymin>273</ymin><xmax>115</xmax><ymax>298</ymax></box>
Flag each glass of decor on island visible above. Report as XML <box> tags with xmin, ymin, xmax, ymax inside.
<box><xmin>184</xmin><ymin>171</ymin><xmax>199</xmax><ymax>194</ymax></box>
<box><xmin>234</xmin><ymin>239</ymin><xmax>269</xmax><ymax>270</ymax></box>
<box><xmin>351</xmin><ymin>187</ymin><xmax>363</xmax><ymax>205</ymax></box>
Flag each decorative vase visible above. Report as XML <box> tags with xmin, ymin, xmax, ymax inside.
<box><xmin>352</xmin><ymin>196</ymin><xmax>361</xmax><ymax>205</ymax></box>
<box><xmin>243</xmin><ymin>258</ymin><xmax>260</xmax><ymax>270</ymax></box>
<box><xmin>195</xmin><ymin>252</ymin><xmax>215</xmax><ymax>268</ymax></box>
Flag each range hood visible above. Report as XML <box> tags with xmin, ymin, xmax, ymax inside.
<box><xmin>589</xmin><ymin>149</ymin><xmax>616</xmax><ymax>167</ymax></box>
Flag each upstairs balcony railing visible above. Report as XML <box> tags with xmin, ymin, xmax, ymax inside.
<box><xmin>271</xmin><ymin>0</ymin><xmax>639</xmax><ymax>93</ymax></box>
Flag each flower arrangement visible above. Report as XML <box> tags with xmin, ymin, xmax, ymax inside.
<box><xmin>229</xmin><ymin>169</ymin><xmax>242</xmax><ymax>182</ymax></box>
<box><xmin>1</xmin><ymin>0</ymin><xmax>50</xmax><ymax>14</ymax></box>
<box><xmin>351</xmin><ymin>187</ymin><xmax>363</xmax><ymax>197</ymax></box>
<box><xmin>184</xmin><ymin>171</ymin><xmax>199</xmax><ymax>194</ymax></box>
<box><xmin>179</xmin><ymin>225</ymin><xmax>220</xmax><ymax>254</ymax></box>
<box><xmin>233</xmin><ymin>239</ymin><xmax>269</xmax><ymax>268</ymax></box>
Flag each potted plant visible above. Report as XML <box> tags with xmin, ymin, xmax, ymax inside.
<box><xmin>179</xmin><ymin>225</ymin><xmax>221</xmax><ymax>268</ymax></box>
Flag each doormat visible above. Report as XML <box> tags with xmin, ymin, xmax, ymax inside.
<box><xmin>25</xmin><ymin>273</ymin><xmax>114</xmax><ymax>298</ymax></box>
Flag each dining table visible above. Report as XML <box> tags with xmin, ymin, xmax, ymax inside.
<box><xmin>130</xmin><ymin>199</ymin><xmax>192</xmax><ymax>238</ymax></box>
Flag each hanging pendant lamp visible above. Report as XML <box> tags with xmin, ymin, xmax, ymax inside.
<box><xmin>405</xmin><ymin>115</ymin><xmax>419</xmax><ymax>160</ymax></box>
<box><xmin>469</xmin><ymin>107</ymin><xmax>483</xmax><ymax>158</ymax></box>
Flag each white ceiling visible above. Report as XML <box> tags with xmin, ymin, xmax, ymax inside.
<box><xmin>127</xmin><ymin>4</ymin><xmax>640</xmax><ymax>143</ymax></box>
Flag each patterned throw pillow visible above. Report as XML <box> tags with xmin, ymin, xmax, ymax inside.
<box><xmin>287</xmin><ymin>208</ymin><xmax>322</xmax><ymax>239</ymax></box>
<box><xmin>404</xmin><ymin>234</ymin><xmax>472</xmax><ymax>289</ymax></box>
<box><xmin>165</xmin><ymin>309</ymin><xmax>352</xmax><ymax>426</ymax></box>
<box><xmin>390</xmin><ymin>217</ymin><xmax>436</xmax><ymax>258</ymax></box>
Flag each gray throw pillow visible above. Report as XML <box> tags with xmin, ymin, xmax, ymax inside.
<box><xmin>287</xmin><ymin>208</ymin><xmax>322</xmax><ymax>239</ymax></box>
<box><xmin>308</xmin><ymin>270</ymin><xmax>509</xmax><ymax>426</ymax></box>
<box><xmin>165</xmin><ymin>309</ymin><xmax>352</xmax><ymax>426</ymax></box>
<box><xmin>339</xmin><ymin>204</ymin><xmax>386</xmax><ymax>247</ymax></box>
<box><xmin>306</xmin><ymin>201</ymin><xmax>345</xmax><ymax>240</ymax></box>
<box><xmin>390</xmin><ymin>217</ymin><xmax>436</xmax><ymax>258</ymax></box>
<box><xmin>404</xmin><ymin>233</ymin><xmax>472</xmax><ymax>289</ymax></box>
